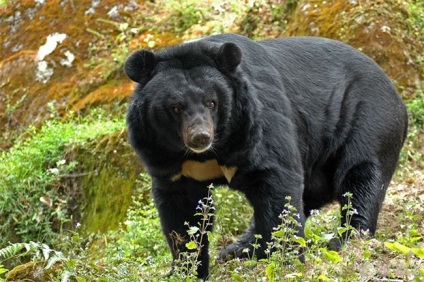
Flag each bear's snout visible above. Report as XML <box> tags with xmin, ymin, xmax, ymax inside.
<box><xmin>191</xmin><ymin>131</ymin><xmax>211</xmax><ymax>147</ymax></box>
<box><xmin>185</xmin><ymin>127</ymin><xmax>213</xmax><ymax>153</ymax></box>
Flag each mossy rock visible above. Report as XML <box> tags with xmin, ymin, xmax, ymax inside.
<box><xmin>0</xmin><ymin>0</ymin><xmax>184</xmax><ymax>147</ymax></box>
<box><xmin>0</xmin><ymin>0</ymin><xmax>135</xmax><ymax>144</ymax></box>
<box><xmin>64</xmin><ymin>128</ymin><xmax>143</xmax><ymax>232</ymax></box>
<box><xmin>6</xmin><ymin>261</ymin><xmax>57</xmax><ymax>282</ymax></box>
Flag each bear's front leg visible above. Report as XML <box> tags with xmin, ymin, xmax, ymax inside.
<box><xmin>152</xmin><ymin>177</ymin><xmax>213</xmax><ymax>280</ymax></box>
<box><xmin>220</xmin><ymin>170</ymin><xmax>306</xmax><ymax>261</ymax></box>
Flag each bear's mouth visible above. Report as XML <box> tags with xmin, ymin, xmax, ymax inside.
<box><xmin>187</xmin><ymin>142</ymin><xmax>213</xmax><ymax>154</ymax></box>
<box><xmin>183</xmin><ymin>128</ymin><xmax>214</xmax><ymax>154</ymax></box>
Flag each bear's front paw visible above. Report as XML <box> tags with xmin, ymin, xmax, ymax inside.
<box><xmin>218</xmin><ymin>242</ymin><xmax>254</xmax><ymax>261</ymax></box>
<box><xmin>328</xmin><ymin>237</ymin><xmax>343</xmax><ymax>251</ymax></box>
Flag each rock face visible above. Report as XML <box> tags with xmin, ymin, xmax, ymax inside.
<box><xmin>64</xmin><ymin>130</ymin><xmax>143</xmax><ymax>233</ymax></box>
<box><xmin>0</xmin><ymin>0</ymin><xmax>137</xmax><ymax>140</ymax></box>
<box><xmin>0</xmin><ymin>1</ymin><xmax>183</xmax><ymax>142</ymax></box>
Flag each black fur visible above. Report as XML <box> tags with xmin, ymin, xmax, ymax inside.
<box><xmin>125</xmin><ymin>34</ymin><xmax>408</xmax><ymax>279</ymax></box>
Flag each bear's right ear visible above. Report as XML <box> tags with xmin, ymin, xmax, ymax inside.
<box><xmin>124</xmin><ymin>50</ymin><xmax>156</xmax><ymax>84</ymax></box>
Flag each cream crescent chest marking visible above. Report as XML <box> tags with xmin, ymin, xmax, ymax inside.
<box><xmin>221</xmin><ymin>166</ymin><xmax>237</xmax><ymax>183</ymax></box>
<box><xmin>171</xmin><ymin>159</ymin><xmax>237</xmax><ymax>183</ymax></box>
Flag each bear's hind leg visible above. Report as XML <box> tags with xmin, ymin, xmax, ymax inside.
<box><xmin>331</xmin><ymin>161</ymin><xmax>388</xmax><ymax>250</ymax></box>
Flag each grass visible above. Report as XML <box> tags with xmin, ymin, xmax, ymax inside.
<box><xmin>1</xmin><ymin>171</ymin><xmax>423</xmax><ymax>281</ymax></box>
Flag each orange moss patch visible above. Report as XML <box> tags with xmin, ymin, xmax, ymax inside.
<box><xmin>72</xmin><ymin>79</ymin><xmax>133</xmax><ymax>111</ymax></box>
<box><xmin>287</xmin><ymin>0</ymin><xmax>350</xmax><ymax>38</ymax></box>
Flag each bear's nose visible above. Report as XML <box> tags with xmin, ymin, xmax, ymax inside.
<box><xmin>191</xmin><ymin>132</ymin><xmax>211</xmax><ymax>147</ymax></box>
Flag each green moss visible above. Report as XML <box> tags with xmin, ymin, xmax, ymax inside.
<box><xmin>6</xmin><ymin>261</ymin><xmax>56</xmax><ymax>281</ymax></box>
<box><xmin>81</xmin><ymin>167</ymin><xmax>134</xmax><ymax>232</ymax></box>
<box><xmin>66</xmin><ymin>129</ymin><xmax>143</xmax><ymax>232</ymax></box>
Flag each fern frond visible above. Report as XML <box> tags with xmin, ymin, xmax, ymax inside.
<box><xmin>45</xmin><ymin>255</ymin><xmax>65</xmax><ymax>270</ymax></box>
<box><xmin>0</xmin><ymin>243</ymin><xmax>26</xmax><ymax>260</ymax></box>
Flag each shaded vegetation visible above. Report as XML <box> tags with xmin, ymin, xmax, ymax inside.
<box><xmin>0</xmin><ymin>109</ymin><xmax>125</xmax><ymax>247</ymax></box>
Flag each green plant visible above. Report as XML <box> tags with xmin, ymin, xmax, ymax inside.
<box><xmin>161</xmin><ymin>0</ymin><xmax>208</xmax><ymax>32</ymax></box>
<box><xmin>338</xmin><ymin>192</ymin><xmax>359</xmax><ymax>242</ymax></box>
<box><xmin>385</xmin><ymin>201</ymin><xmax>424</xmax><ymax>259</ymax></box>
<box><xmin>406</xmin><ymin>1</ymin><xmax>424</xmax><ymax>40</ymax></box>
<box><xmin>0</xmin><ymin>241</ymin><xmax>65</xmax><ymax>278</ymax></box>
<box><xmin>407</xmin><ymin>90</ymin><xmax>424</xmax><ymax>127</ymax></box>
<box><xmin>397</xmin><ymin>88</ymin><xmax>424</xmax><ymax>175</ymax></box>
<box><xmin>171</xmin><ymin>184</ymin><xmax>215</xmax><ymax>280</ymax></box>
<box><xmin>103</xmin><ymin>173</ymin><xmax>167</xmax><ymax>266</ymax></box>
<box><xmin>269</xmin><ymin>196</ymin><xmax>304</xmax><ymax>264</ymax></box>
<box><xmin>0</xmin><ymin>109</ymin><xmax>125</xmax><ymax>247</ymax></box>
<box><xmin>86</xmin><ymin>18</ymin><xmax>138</xmax><ymax>80</ymax></box>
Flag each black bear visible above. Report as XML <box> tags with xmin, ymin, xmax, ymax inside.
<box><xmin>124</xmin><ymin>34</ymin><xmax>407</xmax><ymax>279</ymax></box>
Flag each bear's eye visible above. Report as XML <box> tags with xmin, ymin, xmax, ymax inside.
<box><xmin>171</xmin><ymin>104</ymin><xmax>183</xmax><ymax>114</ymax></box>
<box><xmin>207</xmin><ymin>100</ymin><xmax>216</xmax><ymax>110</ymax></box>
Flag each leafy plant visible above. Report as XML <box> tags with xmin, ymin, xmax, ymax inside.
<box><xmin>171</xmin><ymin>184</ymin><xmax>215</xmax><ymax>280</ymax></box>
<box><xmin>0</xmin><ymin>241</ymin><xmax>65</xmax><ymax>279</ymax></box>
<box><xmin>160</xmin><ymin>0</ymin><xmax>208</xmax><ymax>32</ymax></box>
<box><xmin>269</xmin><ymin>196</ymin><xmax>304</xmax><ymax>265</ymax></box>
<box><xmin>338</xmin><ymin>192</ymin><xmax>359</xmax><ymax>242</ymax></box>
<box><xmin>103</xmin><ymin>173</ymin><xmax>167</xmax><ymax>266</ymax></box>
<box><xmin>407</xmin><ymin>89</ymin><xmax>424</xmax><ymax>127</ymax></box>
<box><xmin>86</xmin><ymin>18</ymin><xmax>138</xmax><ymax>80</ymax></box>
<box><xmin>0</xmin><ymin>110</ymin><xmax>125</xmax><ymax>247</ymax></box>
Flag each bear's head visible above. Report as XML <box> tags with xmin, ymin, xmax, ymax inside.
<box><xmin>125</xmin><ymin>42</ymin><xmax>242</xmax><ymax>154</ymax></box>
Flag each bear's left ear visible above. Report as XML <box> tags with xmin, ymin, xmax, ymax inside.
<box><xmin>124</xmin><ymin>50</ymin><xmax>156</xmax><ymax>84</ymax></box>
<box><xmin>215</xmin><ymin>42</ymin><xmax>242</xmax><ymax>72</ymax></box>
